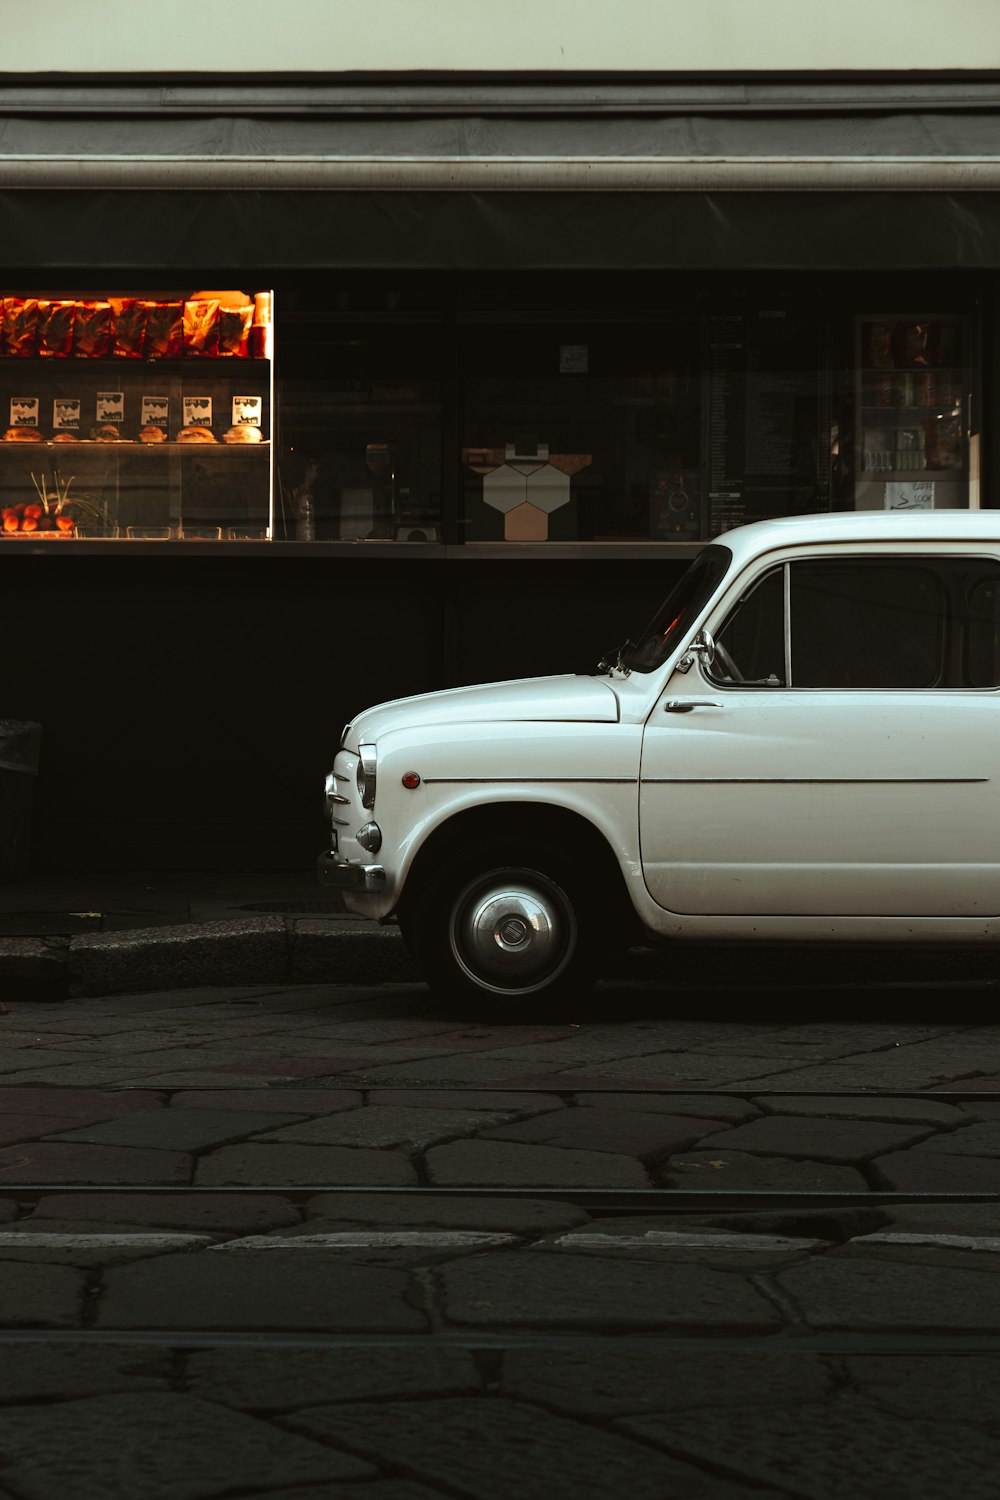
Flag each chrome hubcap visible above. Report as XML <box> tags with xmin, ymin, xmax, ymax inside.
<box><xmin>450</xmin><ymin>872</ymin><xmax>576</xmax><ymax>993</ymax></box>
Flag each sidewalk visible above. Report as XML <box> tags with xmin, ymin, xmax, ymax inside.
<box><xmin>3</xmin><ymin>867</ymin><xmax>1000</xmax><ymax>1002</ymax></box>
<box><xmin>0</xmin><ymin>870</ymin><xmax>418</xmax><ymax>999</ymax></box>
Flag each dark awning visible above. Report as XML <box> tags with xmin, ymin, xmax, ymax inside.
<box><xmin>2</xmin><ymin>187</ymin><xmax>1000</xmax><ymax>270</ymax></box>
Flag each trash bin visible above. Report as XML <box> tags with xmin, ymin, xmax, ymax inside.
<box><xmin>0</xmin><ymin>720</ymin><xmax>41</xmax><ymax>879</ymax></box>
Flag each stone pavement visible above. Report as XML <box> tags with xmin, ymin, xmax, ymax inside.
<box><xmin>0</xmin><ymin>975</ymin><xmax>997</xmax><ymax>1497</ymax></box>
<box><xmin>0</xmin><ymin>980</ymin><xmax>998</xmax><ymax>1191</ymax></box>
<box><xmin>0</xmin><ymin>1340</ymin><xmax>996</xmax><ymax>1500</ymax></box>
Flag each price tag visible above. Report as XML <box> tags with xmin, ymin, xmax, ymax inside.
<box><xmin>53</xmin><ymin>398</ymin><xmax>81</xmax><ymax>431</ymax></box>
<box><xmin>10</xmin><ymin>397</ymin><xmax>39</xmax><ymax>427</ymax></box>
<box><xmin>183</xmin><ymin>396</ymin><xmax>212</xmax><ymax>427</ymax></box>
<box><xmin>96</xmin><ymin>392</ymin><xmax>124</xmax><ymax>424</ymax></box>
<box><xmin>141</xmin><ymin>396</ymin><xmax>169</xmax><ymax>427</ymax></box>
<box><xmin>231</xmin><ymin>395</ymin><xmax>262</xmax><ymax>427</ymax></box>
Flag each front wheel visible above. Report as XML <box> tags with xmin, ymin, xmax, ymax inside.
<box><xmin>410</xmin><ymin>846</ymin><xmax>599</xmax><ymax>1008</ymax></box>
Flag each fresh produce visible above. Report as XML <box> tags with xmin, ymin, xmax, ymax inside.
<box><xmin>0</xmin><ymin>471</ymin><xmax>107</xmax><ymax>537</ymax></box>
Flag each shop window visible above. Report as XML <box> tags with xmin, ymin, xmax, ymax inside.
<box><xmin>855</xmin><ymin>314</ymin><xmax>972</xmax><ymax>514</ymax></box>
<box><xmin>276</xmin><ymin>317</ymin><xmax>442</xmax><ymax>542</ymax></box>
<box><xmin>0</xmin><ymin>290</ymin><xmax>272</xmax><ymax>541</ymax></box>
<box><xmin>459</xmin><ymin>319</ymin><xmax>701</xmax><ymax>543</ymax></box>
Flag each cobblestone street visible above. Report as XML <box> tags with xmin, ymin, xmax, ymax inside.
<box><xmin>0</xmin><ymin>973</ymin><xmax>997</xmax><ymax>1496</ymax></box>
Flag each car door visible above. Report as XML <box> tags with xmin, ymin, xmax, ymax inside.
<box><xmin>639</xmin><ymin>552</ymin><xmax>1000</xmax><ymax>918</ymax></box>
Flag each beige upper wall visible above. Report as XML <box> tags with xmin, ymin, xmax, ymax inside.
<box><xmin>9</xmin><ymin>0</ymin><xmax>1000</xmax><ymax>73</ymax></box>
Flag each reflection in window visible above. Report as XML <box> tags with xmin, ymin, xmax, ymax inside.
<box><xmin>278</xmin><ymin>320</ymin><xmax>442</xmax><ymax>542</ymax></box>
<box><xmin>461</xmin><ymin>320</ymin><xmax>701</xmax><ymax>543</ymax></box>
<box><xmin>791</xmin><ymin>562</ymin><xmax>945</xmax><ymax>689</ymax></box>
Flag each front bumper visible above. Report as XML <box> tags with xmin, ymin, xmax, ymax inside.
<box><xmin>316</xmin><ymin>850</ymin><xmax>386</xmax><ymax>893</ymax></box>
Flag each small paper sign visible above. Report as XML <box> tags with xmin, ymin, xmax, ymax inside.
<box><xmin>141</xmin><ymin>396</ymin><xmax>169</xmax><ymax>427</ymax></box>
<box><xmin>96</xmin><ymin>391</ymin><xmax>124</xmax><ymax>424</ymax></box>
<box><xmin>10</xmin><ymin>397</ymin><xmax>39</xmax><ymax>428</ymax></box>
<box><xmin>183</xmin><ymin>396</ymin><xmax>212</xmax><ymax>427</ymax></box>
<box><xmin>53</xmin><ymin>398</ymin><xmax>81</xmax><ymax>431</ymax></box>
<box><xmin>559</xmin><ymin>344</ymin><xmax>588</xmax><ymax>374</ymax></box>
<box><xmin>885</xmin><ymin>480</ymin><xmax>935</xmax><ymax>511</ymax></box>
<box><xmin>231</xmin><ymin>395</ymin><xmax>262</xmax><ymax>427</ymax></box>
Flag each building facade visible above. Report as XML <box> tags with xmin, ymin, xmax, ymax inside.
<box><xmin>2</xmin><ymin>1</ymin><xmax>1000</xmax><ymax>869</ymax></box>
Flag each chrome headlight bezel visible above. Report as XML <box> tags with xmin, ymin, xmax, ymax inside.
<box><xmin>357</xmin><ymin>744</ymin><xmax>378</xmax><ymax>809</ymax></box>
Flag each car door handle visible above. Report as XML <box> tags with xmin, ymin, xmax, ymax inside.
<box><xmin>664</xmin><ymin>699</ymin><xmax>722</xmax><ymax>713</ymax></box>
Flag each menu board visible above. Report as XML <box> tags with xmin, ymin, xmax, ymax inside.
<box><xmin>707</xmin><ymin>311</ymin><xmax>833</xmax><ymax>534</ymax></box>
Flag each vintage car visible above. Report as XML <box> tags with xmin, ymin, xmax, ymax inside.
<box><xmin>318</xmin><ymin>511</ymin><xmax>1000</xmax><ymax>1002</ymax></box>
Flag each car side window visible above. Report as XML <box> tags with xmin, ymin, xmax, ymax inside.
<box><xmin>966</xmin><ymin>571</ymin><xmax>1000</xmax><ymax>687</ymax></box>
<box><xmin>790</xmin><ymin>561</ymin><xmax>945</xmax><ymax>689</ymax></box>
<box><xmin>710</xmin><ymin>567</ymin><xmax>785</xmax><ymax>686</ymax></box>
<box><xmin>707</xmin><ymin>555</ymin><xmax>1000</xmax><ymax>691</ymax></box>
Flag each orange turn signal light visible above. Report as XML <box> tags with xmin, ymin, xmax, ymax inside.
<box><xmin>401</xmin><ymin>772</ymin><xmax>421</xmax><ymax>790</ymax></box>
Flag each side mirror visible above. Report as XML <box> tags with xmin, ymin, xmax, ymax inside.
<box><xmin>677</xmin><ymin>628</ymin><xmax>716</xmax><ymax>674</ymax></box>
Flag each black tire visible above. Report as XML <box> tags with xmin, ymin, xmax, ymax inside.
<box><xmin>409</xmin><ymin>841</ymin><xmax>601</xmax><ymax>1010</ymax></box>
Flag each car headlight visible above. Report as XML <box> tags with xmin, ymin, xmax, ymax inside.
<box><xmin>357</xmin><ymin>744</ymin><xmax>377</xmax><ymax>809</ymax></box>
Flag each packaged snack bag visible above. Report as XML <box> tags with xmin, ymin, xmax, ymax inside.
<box><xmin>109</xmin><ymin>297</ymin><xmax>147</xmax><ymax>358</ymax></box>
<box><xmin>218</xmin><ymin>305</ymin><xmax>252</xmax><ymax>357</ymax></box>
<box><xmin>183</xmin><ymin>299</ymin><xmax>220</xmax><ymax>356</ymax></box>
<box><xmin>73</xmin><ymin>301</ymin><xmax>112</xmax><ymax>358</ymax></box>
<box><xmin>3</xmin><ymin>298</ymin><xmax>39</xmax><ymax>358</ymax></box>
<box><xmin>143</xmin><ymin>302</ymin><xmax>183</xmax><ymax>359</ymax></box>
<box><xmin>37</xmin><ymin>300</ymin><xmax>76</xmax><ymax>357</ymax></box>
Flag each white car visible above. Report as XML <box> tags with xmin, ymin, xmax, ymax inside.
<box><xmin>319</xmin><ymin>511</ymin><xmax>1000</xmax><ymax>1002</ymax></box>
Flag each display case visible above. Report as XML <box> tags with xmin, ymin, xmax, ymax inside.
<box><xmin>855</xmin><ymin>314</ymin><xmax>971</xmax><ymax>513</ymax></box>
<box><xmin>0</xmin><ymin>291</ymin><xmax>273</xmax><ymax>541</ymax></box>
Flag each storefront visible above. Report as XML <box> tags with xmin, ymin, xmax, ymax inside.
<box><xmin>1</xmin><ymin>73</ymin><xmax>999</xmax><ymax>871</ymax></box>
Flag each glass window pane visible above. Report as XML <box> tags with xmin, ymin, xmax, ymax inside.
<box><xmin>790</xmin><ymin>561</ymin><xmax>945</xmax><ymax>689</ymax></box>
<box><xmin>0</xmin><ymin>287</ymin><xmax>272</xmax><ymax>541</ymax></box>
<box><xmin>277</xmin><ymin>320</ymin><xmax>441</xmax><ymax>542</ymax></box>
<box><xmin>964</xmin><ymin>567</ymin><xmax>1000</xmax><ymax>687</ymax></box>
<box><xmin>623</xmin><ymin>545</ymin><xmax>732</xmax><ymax>672</ymax></box>
<box><xmin>712</xmin><ymin>568</ymin><xmax>786</xmax><ymax>685</ymax></box>
<box><xmin>460</xmin><ymin>320</ymin><xmax>701</xmax><ymax>543</ymax></box>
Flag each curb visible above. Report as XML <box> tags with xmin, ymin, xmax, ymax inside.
<box><xmin>0</xmin><ymin>916</ymin><xmax>421</xmax><ymax>1001</ymax></box>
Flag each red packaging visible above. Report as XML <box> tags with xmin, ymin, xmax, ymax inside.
<box><xmin>2</xmin><ymin>298</ymin><xmax>39</xmax><ymax>358</ymax></box>
<box><xmin>109</xmin><ymin>297</ymin><xmax>147</xmax><ymax>358</ymax></box>
<box><xmin>218</xmin><ymin>305</ymin><xmax>252</xmax><ymax>357</ymax></box>
<box><xmin>183</xmin><ymin>299</ymin><xmax>220</xmax><ymax>356</ymax></box>
<box><xmin>73</xmin><ymin>301</ymin><xmax>111</xmax><ymax>358</ymax></box>
<box><xmin>37</xmin><ymin>300</ymin><xmax>76</xmax><ymax>357</ymax></box>
<box><xmin>142</xmin><ymin>302</ymin><xmax>183</xmax><ymax>359</ymax></box>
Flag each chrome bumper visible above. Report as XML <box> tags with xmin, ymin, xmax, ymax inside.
<box><xmin>316</xmin><ymin>850</ymin><xmax>386</xmax><ymax>892</ymax></box>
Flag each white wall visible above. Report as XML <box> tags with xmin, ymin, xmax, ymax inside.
<box><xmin>9</xmin><ymin>0</ymin><xmax>1000</xmax><ymax>74</ymax></box>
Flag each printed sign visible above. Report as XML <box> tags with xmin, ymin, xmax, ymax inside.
<box><xmin>884</xmin><ymin>480</ymin><xmax>935</xmax><ymax>511</ymax></box>
<box><xmin>96</xmin><ymin>391</ymin><xmax>124</xmax><ymax>423</ymax></box>
<box><xmin>141</xmin><ymin>396</ymin><xmax>169</xmax><ymax>427</ymax></box>
<box><xmin>10</xmin><ymin>397</ymin><xmax>39</xmax><ymax>427</ymax></box>
<box><xmin>53</xmin><ymin>398</ymin><xmax>81</xmax><ymax>431</ymax></box>
<box><xmin>231</xmin><ymin>395</ymin><xmax>262</xmax><ymax>427</ymax></box>
<box><xmin>559</xmin><ymin>345</ymin><xmax>588</xmax><ymax>374</ymax></box>
<box><xmin>183</xmin><ymin>396</ymin><xmax>212</xmax><ymax>427</ymax></box>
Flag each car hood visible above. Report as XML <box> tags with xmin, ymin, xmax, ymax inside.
<box><xmin>345</xmin><ymin>674</ymin><xmax>620</xmax><ymax>747</ymax></box>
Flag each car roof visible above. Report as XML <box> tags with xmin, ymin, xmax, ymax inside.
<box><xmin>714</xmin><ymin>510</ymin><xmax>1000</xmax><ymax>567</ymax></box>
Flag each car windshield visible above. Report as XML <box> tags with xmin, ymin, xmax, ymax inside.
<box><xmin>621</xmin><ymin>545</ymin><xmax>732</xmax><ymax>672</ymax></box>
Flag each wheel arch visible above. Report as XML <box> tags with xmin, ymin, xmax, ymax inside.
<box><xmin>395</xmin><ymin>799</ymin><xmax>638</xmax><ymax>937</ymax></box>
